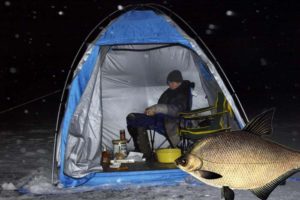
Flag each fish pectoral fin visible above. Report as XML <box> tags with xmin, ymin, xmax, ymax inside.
<box><xmin>221</xmin><ymin>186</ymin><xmax>235</xmax><ymax>200</ymax></box>
<box><xmin>197</xmin><ymin>170</ymin><xmax>222</xmax><ymax>179</ymax></box>
<box><xmin>250</xmin><ymin>169</ymin><xmax>298</xmax><ymax>200</ymax></box>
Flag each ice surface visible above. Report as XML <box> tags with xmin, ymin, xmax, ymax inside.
<box><xmin>1</xmin><ymin>182</ymin><xmax>16</xmax><ymax>191</ymax></box>
<box><xmin>20</xmin><ymin>147</ymin><xmax>26</xmax><ymax>153</ymax></box>
<box><xmin>0</xmin><ymin>112</ymin><xmax>300</xmax><ymax>199</ymax></box>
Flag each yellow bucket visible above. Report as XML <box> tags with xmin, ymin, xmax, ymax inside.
<box><xmin>156</xmin><ymin>148</ymin><xmax>182</xmax><ymax>163</ymax></box>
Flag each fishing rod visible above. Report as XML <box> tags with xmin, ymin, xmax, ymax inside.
<box><xmin>0</xmin><ymin>89</ymin><xmax>62</xmax><ymax>115</ymax></box>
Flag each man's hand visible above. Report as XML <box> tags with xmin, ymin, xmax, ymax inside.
<box><xmin>145</xmin><ymin>105</ymin><xmax>156</xmax><ymax>116</ymax></box>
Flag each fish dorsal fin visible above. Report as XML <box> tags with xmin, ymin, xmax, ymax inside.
<box><xmin>243</xmin><ymin>109</ymin><xmax>275</xmax><ymax>136</ymax></box>
<box><xmin>250</xmin><ymin>169</ymin><xmax>298</xmax><ymax>200</ymax></box>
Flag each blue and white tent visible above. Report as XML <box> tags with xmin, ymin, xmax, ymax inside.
<box><xmin>55</xmin><ymin>6</ymin><xmax>248</xmax><ymax>188</ymax></box>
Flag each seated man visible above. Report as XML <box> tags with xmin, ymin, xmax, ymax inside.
<box><xmin>126</xmin><ymin>70</ymin><xmax>191</xmax><ymax>159</ymax></box>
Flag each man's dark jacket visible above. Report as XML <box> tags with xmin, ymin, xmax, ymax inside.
<box><xmin>154</xmin><ymin>80</ymin><xmax>192</xmax><ymax>146</ymax></box>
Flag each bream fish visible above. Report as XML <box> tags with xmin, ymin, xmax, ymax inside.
<box><xmin>176</xmin><ymin>109</ymin><xmax>300</xmax><ymax>200</ymax></box>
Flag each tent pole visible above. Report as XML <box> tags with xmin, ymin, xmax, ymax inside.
<box><xmin>51</xmin><ymin>131</ymin><xmax>58</xmax><ymax>184</ymax></box>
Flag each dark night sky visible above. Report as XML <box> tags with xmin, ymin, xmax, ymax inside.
<box><xmin>0</xmin><ymin>0</ymin><xmax>299</xmax><ymax>125</ymax></box>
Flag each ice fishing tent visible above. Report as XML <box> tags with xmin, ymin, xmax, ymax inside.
<box><xmin>54</xmin><ymin>5</ymin><xmax>248</xmax><ymax>188</ymax></box>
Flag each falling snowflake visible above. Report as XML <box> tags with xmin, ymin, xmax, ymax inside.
<box><xmin>143</xmin><ymin>54</ymin><xmax>149</xmax><ymax>59</ymax></box>
<box><xmin>226</xmin><ymin>10</ymin><xmax>235</xmax><ymax>16</ymax></box>
<box><xmin>208</xmin><ymin>24</ymin><xmax>217</xmax><ymax>29</ymax></box>
<box><xmin>260</xmin><ymin>58</ymin><xmax>267</xmax><ymax>66</ymax></box>
<box><xmin>9</xmin><ymin>67</ymin><xmax>17</xmax><ymax>74</ymax></box>
<box><xmin>24</xmin><ymin>109</ymin><xmax>29</xmax><ymax>114</ymax></box>
<box><xmin>27</xmin><ymin>37</ymin><xmax>33</xmax><ymax>45</ymax></box>
<box><xmin>4</xmin><ymin>1</ymin><xmax>11</xmax><ymax>7</ymax></box>
<box><xmin>14</xmin><ymin>34</ymin><xmax>20</xmax><ymax>39</ymax></box>
<box><xmin>205</xmin><ymin>29</ymin><xmax>213</xmax><ymax>35</ymax></box>
<box><xmin>50</xmin><ymin>5</ymin><xmax>55</xmax><ymax>9</ymax></box>
<box><xmin>292</xmin><ymin>130</ymin><xmax>299</xmax><ymax>136</ymax></box>
<box><xmin>42</xmin><ymin>99</ymin><xmax>46</xmax><ymax>103</ymax></box>
<box><xmin>6</xmin><ymin>97</ymin><xmax>11</xmax><ymax>101</ymax></box>
<box><xmin>58</xmin><ymin>11</ymin><xmax>64</xmax><ymax>16</ymax></box>
<box><xmin>117</xmin><ymin>5</ymin><xmax>123</xmax><ymax>10</ymax></box>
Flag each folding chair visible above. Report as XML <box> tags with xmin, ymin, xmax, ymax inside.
<box><xmin>177</xmin><ymin>92</ymin><xmax>231</xmax><ymax>152</ymax></box>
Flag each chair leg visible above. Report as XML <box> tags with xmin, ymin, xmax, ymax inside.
<box><xmin>182</xmin><ymin>136</ymin><xmax>189</xmax><ymax>153</ymax></box>
<box><xmin>149</xmin><ymin>130</ymin><xmax>155</xmax><ymax>153</ymax></box>
<box><xmin>157</xmin><ymin>139</ymin><xmax>168</xmax><ymax>149</ymax></box>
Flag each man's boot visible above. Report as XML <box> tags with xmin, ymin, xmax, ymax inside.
<box><xmin>136</xmin><ymin>127</ymin><xmax>152</xmax><ymax>160</ymax></box>
<box><xmin>127</xmin><ymin>126</ymin><xmax>140</xmax><ymax>152</ymax></box>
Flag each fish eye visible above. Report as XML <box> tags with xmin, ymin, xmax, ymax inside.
<box><xmin>180</xmin><ymin>158</ymin><xmax>187</xmax><ymax>166</ymax></box>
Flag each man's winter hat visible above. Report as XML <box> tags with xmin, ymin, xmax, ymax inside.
<box><xmin>167</xmin><ymin>70</ymin><xmax>183</xmax><ymax>83</ymax></box>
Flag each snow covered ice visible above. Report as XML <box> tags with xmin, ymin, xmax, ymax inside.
<box><xmin>1</xmin><ymin>183</ymin><xmax>16</xmax><ymax>191</ymax></box>
<box><xmin>1</xmin><ymin>110</ymin><xmax>300</xmax><ymax>199</ymax></box>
